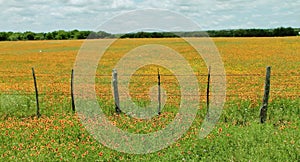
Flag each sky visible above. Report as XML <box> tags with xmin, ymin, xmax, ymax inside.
<box><xmin>0</xmin><ymin>0</ymin><xmax>299</xmax><ymax>32</ymax></box>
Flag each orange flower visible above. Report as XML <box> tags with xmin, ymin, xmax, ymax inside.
<box><xmin>218</xmin><ymin>127</ymin><xmax>223</xmax><ymax>134</ymax></box>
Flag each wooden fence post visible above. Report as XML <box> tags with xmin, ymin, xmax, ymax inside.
<box><xmin>260</xmin><ymin>66</ymin><xmax>271</xmax><ymax>123</ymax></box>
<box><xmin>71</xmin><ymin>69</ymin><xmax>75</xmax><ymax>112</ymax></box>
<box><xmin>112</xmin><ymin>69</ymin><xmax>121</xmax><ymax>114</ymax></box>
<box><xmin>206</xmin><ymin>66</ymin><xmax>211</xmax><ymax>119</ymax></box>
<box><xmin>32</xmin><ymin>67</ymin><xmax>41</xmax><ymax>118</ymax></box>
<box><xmin>158</xmin><ymin>68</ymin><xmax>161</xmax><ymax>115</ymax></box>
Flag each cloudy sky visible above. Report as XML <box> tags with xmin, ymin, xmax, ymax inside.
<box><xmin>0</xmin><ymin>0</ymin><xmax>299</xmax><ymax>32</ymax></box>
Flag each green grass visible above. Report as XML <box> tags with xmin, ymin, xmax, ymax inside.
<box><xmin>0</xmin><ymin>93</ymin><xmax>35</xmax><ymax>119</ymax></box>
<box><xmin>0</xmin><ymin>95</ymin><xmax>299</xmax><ymax>161</ymax></box>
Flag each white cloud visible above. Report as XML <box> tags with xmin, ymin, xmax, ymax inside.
<box><xmin>0</xmin><ymin>0</ymin><xmax>299</xmax><ymax>32</ymax></box>
<box><xmin>111</xmin><ymin>0</ymin><xmax>135</xmax><ymax>9</ymax></box>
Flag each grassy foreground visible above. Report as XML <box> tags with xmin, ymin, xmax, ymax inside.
<box><xmin>0</xmin><ymin>95</ymin><xmax>299</xmax><ymax>161</ymax></box>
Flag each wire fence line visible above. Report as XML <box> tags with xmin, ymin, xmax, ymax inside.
<box><xmin>1</xmin><ymin>69</ymin><xmax>300</xmax><ymax>76</ymax></box>
<box><xmin>0</xmin><ymin>70</ymin><xmax>299</xmax><ymax>98</ymax></box>
<box><xmin>0</xmin><ymin>67</ymin><xmax>299</xmax><ymax>121</ymax></box>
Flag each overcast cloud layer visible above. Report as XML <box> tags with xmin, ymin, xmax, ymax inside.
<box><xmin>0</xmin><ymin>0</ymin><xmax>299</xmax><ymax>32</ymax></box>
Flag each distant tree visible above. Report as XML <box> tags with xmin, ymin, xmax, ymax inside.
<box><xmin>134</xmin><ymin>32</ymin><xmax>148</xmax><ymax>38</ymax></box>
<box><xmin>8</xmin><ymin>32</ymin><xmax>23</xmax><ymax>41</ymax></box>
<box><xmin>34</xmin><ymin>33</ymin><xmax>45</xmax><ymax>40</ymax></box>
<box><xmin>55</xmin><ymin>30</ymin><xmax>69</xmax><ymax>40</ymax></box>
<box><xmin>152</xmin><ymin>32</ymin><xmax>163</xmax><ymax>38</ymax></box>
<box><xmin>45</xmin><ymin>32</ymin><xmax>54</xmax><ymax>40</ymax></box>
<box><xmin>120</xmin><ymin>32</ymin><xmax>179</xmax><ymax>38</ymax></box>
<box><xmin>23</xmin><ymin>31</ymin><xmax>36</xmax><ymax>40</ymax></box>
<box><xmin>273</xmin><ymin>27</ymin><xmax>285</xmax><ymax>36</ymax></box>
<box><xmin>76</xmin><ymin>31</ymin><xmax>91</xmax><ymax>39</ymax></box>
<box><xmin>70</xmin><ymin>29</ymin><xmax>80</xmax><ymax>39</ymax></box>
<box><xmin>85</xmin><ymin>31</ymin><xmax>97</xmax><ymax>39</ymax></box>
<box><xmin>120</xmin><ymin>33</ymin><xmax>134</xmax><ymax>38</ymax></box>
<box><xmin>273</xmin><ymin>27</ymin><xmax>297</xmax><ymax>36</ymax></box>
<box><xmin>97</xmin><ymin>31</ymin><xmax>113</xmax><ymax>38</ymax></box>
<box><xmin>0</xmin><ymin>32</ymin><xmax>8</xmax><ymax>41</ymax></box>
<box><xmin>162</xmin><ymin>32</ymin><xmax>179</xmax><ymax>38</ymax></box>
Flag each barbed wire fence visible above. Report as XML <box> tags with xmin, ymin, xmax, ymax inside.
<box><xmin>0</xmin><ymin>67</ymin><xmax>299</xmax><ymax>122</ymax></box>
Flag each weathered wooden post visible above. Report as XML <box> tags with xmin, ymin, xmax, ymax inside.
<box><xmin>260</xmin><ymin>66</ymin><xmax>271</xmax><ymax>123</ymax></box>
<box><xmin>158</xmin><ymin>68</ymin><xmax>161</xmax><ymax>115</ymax></box>
<box><xmin>71</xmin><ymin>69</ymin><xmax>75</xmax><ymax>112</ymax></box>
<box><xmin>112</xmin><ymin>69</ymin><xmax>121</xmax><ymax>114</ymax></box>
<box><xmin>206</xmin><ymin>66</ymin><xmax>211</xmax><ymax>119</ymax></box>
<box><xmin>32</xmin><ymin>67</ymin><xmax>41</xmax><ymax>118</ymax></box>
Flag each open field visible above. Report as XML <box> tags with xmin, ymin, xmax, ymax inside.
<box><xmin>0</xmin><ymin>37</ymin><xmax>299</xmax><ymax>161</ymax></box>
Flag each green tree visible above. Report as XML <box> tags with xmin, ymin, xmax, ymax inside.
<box><xmin>75</xmin><ymin>31</ymin><xmax>91</xmax><ymax>39</ymax></box>
<box><xmin>23</xmin><ymin>31</ymin><xmax>36</xmax><ymax>40</ymax></box>
<box><xmin>55</xmin><ymin>30</ymin><xmax>69</xmax><ymax>40</ymax></box>
<box><xmin>97</xmin><ymin>31</ymin><xmax>113</xmax><ymax>38</ymax></box>
<box><xmin>45</xmin><ymin>32</ymin><xmax>54</xmax><ymax>40</ymax></box>
<box><xmin>70</xmin><ymin>29</ymin><xmax>80</xmax><ymax>39</ymax></box>
<box><xmin>273</xmin><ymin>27</ymin><xmax>297</xmax><ymax>36</ymax></box>
<box><xmin>0</xmin><ymin>32</ymin><xmax>8</xmax><ymax>41</ymax></box>
<box><xmin>34</xmin><ymin>33</ymin><xmax>45</xmax><ymax>40</ymax></box>
<box><xmin>8</xmin><ymin>32</ymin><xmax>23</xmax><ymax>41</ymax></box>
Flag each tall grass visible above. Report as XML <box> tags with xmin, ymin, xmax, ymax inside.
<box><xmin>0</xmin><ymin>95</ymin><xmax>299</xmax><ymax>161</ymax></box>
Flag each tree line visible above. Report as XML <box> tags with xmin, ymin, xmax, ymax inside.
<box><xmin>0</xmin><ymin>30</ymin><xmax>114</xmax><ymax>41</ymax></box>
<box><xmin>120</xmin><ymin>32</ymin><xmax>180</xmax><ymax>38</ymax></box>
<box><xmin>206</xmin><ymin>27</ymin><xmax>299</xmax><ymax>37</ymax></box>
<box><xmin>176</xmin><ymin>27</ymin><xmax>299</xmax><ymax>37</ymax></box>
<box><xmin>0</xmin><ymin>27</ymin><xmax>299</xmax><ymax>41</ymax></box>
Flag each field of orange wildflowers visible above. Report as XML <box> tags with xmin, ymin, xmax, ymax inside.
<box><xmin>0</xmin><ymin>37</ymin><xmax>299</xmax><ymax>100</ymax></box>
<box><xmin>0</xmin><ymin>37</ymin><xmax>299</xmax><ymax>161</ymax></box>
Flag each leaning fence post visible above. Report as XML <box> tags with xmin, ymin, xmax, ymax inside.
<box><xmin>260</xmin><ymin>66</ymin><xmax>271</xmax><ymax>123</ymax></box>
<box><xmin>112</xmin><ymin>69</ymin><xmax>121</xmax><ymax>114</ymax></box>
<box><xmin>32</xmin><ymin>67</ymin><xmax>41</xmax><ymax>118</ymax></box>
<box><xmin>206</xmin><ymin>66</ymin><xmax>211</xmax><ymax>120</ymax></box>
<box><xmin>158</xmin><ymin>68</ymin><xmax>161</xmax><ymax>115</ymax></box>
<box><xmin>71</xmin><ymin>69</ymin><xmax>75</xmax><ymax>112</ymax></box>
